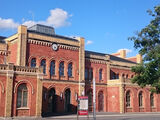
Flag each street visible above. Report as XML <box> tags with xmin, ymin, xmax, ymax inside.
<box><xmin>1</xmin><ymin>112</ymin><xmax>160</xmax><ymax>120</ymax></box>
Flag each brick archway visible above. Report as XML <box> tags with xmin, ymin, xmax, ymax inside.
<box><xmin>64</xmin><ymin>88</ymin><xmax>71</xmax><ymax>112</ymax></box>
<box><xmin>98</xmin><ymin>90</ymin><xmax>104</xmax><ymax>112</ymax></box>
<box><xmin>48</xmin><ymin>88</ymin><xmax>57</xmax><ymax>113</ymax></box>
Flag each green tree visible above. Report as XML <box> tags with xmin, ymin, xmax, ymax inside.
<box><xmin>129</xmin><ymin>5</ymin><xmax>160</xmax><ymax>93</ymax></box>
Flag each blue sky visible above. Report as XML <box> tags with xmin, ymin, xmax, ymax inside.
<box><xmin>0</xmin><ymin>0</ymin><xmax>159</xmax><ymax>57</ymax></box>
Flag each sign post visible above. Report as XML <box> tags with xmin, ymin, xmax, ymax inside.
<box><xmin>77</xmin><ymin>96</ymin><xmax>89</xmax><ymax>120</ymax></box>
<box><xmin>93</xmin><ymin>78</ymin><xmax>96</xmax><ymax>120</ymax></box>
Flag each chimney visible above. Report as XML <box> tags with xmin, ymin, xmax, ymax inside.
<box><xmin>120</xmin><ymin>49</ymin><xmax>126</xmax><ymax>58</ymax></box>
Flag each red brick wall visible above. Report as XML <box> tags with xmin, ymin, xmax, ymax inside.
<box><xmin>111</xmin><ymin>67</ymin><xmax>134</xmax><ymax>78</ymax></box>
<box><xmin>42</xmin><ymin>82</ymin><xmax>79</xmax><ymax>113</ymax></box>
<box><xmin>125</xmin><ymin>86</ymin><xmax>160</xmax><ymax>112</ymax></box>
<box><xmin>85</xmin><ymin>60</ymin><xmax>107</xmax><ymax>83</ymax></box>
<box><xmin>8</xmin><ymin>42</ymin><xmax>18</xmax><ymax>64</ymax></box>
<box><xmin>0</xmin><ymin>55</ymin><xmax>4</xmax><ymax>64</ymax></box>
<box><xmin>0</xmin><ymin>75</ymin><xmax>7</xmax><ymax>116</ymax></box>
<box><xmin>12</xmin><ymin>75</ymin><xmax>38</xmax><ymax>116</ymax></box>
<box><xmin>107</xmin><ymin>87</ymin><xmax>120</xmax><ymax>112</ymax></box>
<box><xmin>27</xmin><ymin>43</ymin><xmax>79</xmax><ymax>80</ymax></box>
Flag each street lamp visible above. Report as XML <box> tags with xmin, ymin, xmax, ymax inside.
<box><xmin>93</xmin><ymin>78</ymin><xmax>96</xmax><ymax>120</ymax></box>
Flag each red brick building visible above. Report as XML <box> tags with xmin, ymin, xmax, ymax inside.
<box><xmin>0</xmin><ymin>24</ymin><xmax>160</xmax><ymax>117</ymax></box>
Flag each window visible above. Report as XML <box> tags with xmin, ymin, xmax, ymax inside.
<box><xmin>89</xmin><ymin>68</ymin><xmax>93</xmax><ymax>81</ymax></box>
<box><xmin>59</xmin><ymin>61</ymin><xmax>64</xmax><ymax>76</ymax></box>
<box><xmin>122</xmin><ymin>74</ymin><xmax>125</xmax><ymax>78</ymax></box>
<box><xmin>116</xmin><ymin>74</ymin><xmax>119</xmax><ymax>79</ymax></box>
<box><xmin>126</xmin><ymin>91</ymin><xmax>131</xmax><ymax>107</ymax></box>
<box><xmin>139</xmin><ymin>91</ymin><xmax>143</xmax><ymax>107</ymax></box>
<box><xmin>150</xmin><ymin>93</ymin><xmax>154</xmax><ymax>107</ymax></box>
<box><xmin>131</xmin><ymin>75</ymin><xmax>134</xmax><ymax>78</ymax></box>
<box><xmin>85</xmin><ymin>68</ymin><xmax>89</xmax><ymax>80</ymax></box>
<box><xmin>110</xmin><ymin>70</ymin><xmax>119</xmax><ymax>79</ymax></box>
<box><xmin>40</xmin><ymin>59</ymin><xmax>46</xmax><ymax>74</ymax></box>
<box><xmin>17</xmin><ymin>84</ymin><xmax>28</xmax><ymax>108</ymax></box>
<box><xmin>88</xmin><ymin>91</ymin><xmax>93</xmax><ymax>106</ymax></box>
<box><xmin>126</xmin><ymin>74</ymin><xmax>128</xmax><ymax>79</ymax></box>
<box><xmin>50</xmin><ymin>60</ymin><xmax>55</xmax><ymax>76</ymax></box>
<box><xmin>99</xmin><ymin>69</ymin><xmax>102</xmax><ymax>81</ymax></box>
<box><xmin>68</xmin><ymin>63</ymin><xmax>73</xmax><ymax>77</ymax></box>
<box><xmin>31</xmin><ymin>58</ymin><xmax>36</xmax><ymax>67</ymax></box>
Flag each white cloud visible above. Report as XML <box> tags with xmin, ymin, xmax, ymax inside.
<box><xmin>23</xmin><ymin>8</ymin><xmax>71</xmax><ymax>28</ymax></box>
<box><xmin>0</xmin><ymin>18</ymin><xmax>19</xmax><ymax>29</ymax></box>
<box><xmin>86</xmin><ymin>40</ymin><xmax>93</xmax><ymax>45</ymax></box>
<box><xmin>0</xmin><ymin>8</ymin><xmax>72</xmax><ymax>30</ymax></box>
<box><xmin>117</xmin><ymin>48</ymin><xmax>132</xmax><ymax>54</ymax></box>
<box><xmin>46</xmin><ymin>8</ymin><xmax>71</xmax><ymax>28</ymax></box>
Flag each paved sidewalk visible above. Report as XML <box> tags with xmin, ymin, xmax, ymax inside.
<box><xmin>1</xmin><ymin>112</ymin><xmax>160</xmax><ymax>120</ymax></box>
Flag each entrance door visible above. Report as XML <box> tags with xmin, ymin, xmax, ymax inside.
<box><xmin>98</xmin><ymin>91</ymin><xmax>104</xmax><ymax>112</ymax></box>
<box><xmin>64</xmin><ymin>88</ymin><xmax>71</xmax><ymax>112</ymax></box>
<box><xmin>48</xmin><ymin>88</ymin><xmax>56</xmax><ymax>112</ymax></box>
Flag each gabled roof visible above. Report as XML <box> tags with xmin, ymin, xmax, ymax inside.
<box><xmin>85</xmin><ymin>50</ymin><xmax>137</xmax><ymax>64</ymax></box>
<box><xmin>109</xmin><ymin>54</ymin><xmax>136</xmax><ymax>64</ymax></box>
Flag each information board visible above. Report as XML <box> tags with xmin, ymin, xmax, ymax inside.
<box><xmin>78</xmin><ymin>96</ymin><xmax>88</xmax><ymax>115</ymax></box>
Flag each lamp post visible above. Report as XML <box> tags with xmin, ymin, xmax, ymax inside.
<box><xmin>93</xmin><ymin>78</ymin><xmax>96</xmax><ymax>120</ymax></box>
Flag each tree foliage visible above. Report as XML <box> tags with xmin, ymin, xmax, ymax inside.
<box><xmin>129</xmin><ymin>5</ymin><xmax>160</xmax><ymax>93</ymax></box>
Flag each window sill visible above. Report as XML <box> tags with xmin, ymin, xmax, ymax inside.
<box><xmin>60</xmin><ymin>75</ymin><xmax>65</xmax><ymax>78</ymax></box>
<box><xmin>16</xmin><ymin>107</ymin><xmax>30</xmax><ymax>110</ymax></box>
<box><xmin>50</xmin><ymin>75</ymin><xmax>56</xmax><ymax>77</ymax></box>
<box><xmin>139</xmin><ymin>107</ymin><xmax>144</xmax><ymax>108</ymax></box>
<box><xmin>68</xmin><ymin>76</ymin><xmax>74</xmax><ymax>78</ymax></box>
<box><xmin>151</xmin><ymin>106</ymin><xmax>156</xmax><ymax>108</ymax></box>
<box><xmin>126</xmin><ymin>107</ymin><xmax>132</xmax><ymax>109</ymax></box>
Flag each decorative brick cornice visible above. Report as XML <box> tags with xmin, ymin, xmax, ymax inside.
<box><xmin>110</xmin><ymin>64</ymin><xmax>131</xmax><ymax>70</ymax></box>
<box><xmin>15</xmin><ymin>66</ymin><xmax>39</xmax><ymax>73</ymax></box>
<box><xmin>0</xmin><ymin>64</ymin><xmax>43</xmax><ymax>75</ymax></box>
<box><xmin>28</xmin><ymin>39</ymin><xmax>79</xmax><ymax>51</ymax></box>
<box><xmin>85</xmin><ymin>54</ymin><xmax>109</xmax><ymax>61</ymax></box>
<box><xmin>85</xmin><ymin>58</ymin><xmax>107</xmax><ymax>64</ymax></box>
<box><xmin>58</xmin><ymin>44</ymin><xmax>79</xmax><ymax>51</ymax></box>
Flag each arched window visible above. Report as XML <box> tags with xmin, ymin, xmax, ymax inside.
<box><xmin>40</xmin><ymin>59</ymin><xmax>46</xmax><ymax>74</ymax></box>
<box><xmin>99</xmin><ymin>69</ymin><xmax>102</xmax><ymax>81</ymax></box>
<box><xmin>150</xmin><ymin>93</ymin><xmax>154</xmax><ymax>107</ymax></box>
<box><xmin>59</xmin><ymin>61</ymin><xmax>64</xmax><ymax>76</ymax></box>
<box><xmin>126</xmin><ymin>91</ymin><xmax>131</xmax><ymax>107</ymax></box>
<box><xmin>50</xmin><ymin>60</ymin><xmax>55</xmax><ymax>76</ymax></box>
<box><xmin>131</xmin><ymin>75</ymin><xmax>134</xmax><ymax>78</ymax></box>
<box><xmin>85</xmin><ymin>68</ymin><xmax>89</xmax><ymax>80</ymax></box>
<box><xmin>68</xmin><ymin>63</ymin><xmax>73</xmax><ymax>77</ymax></box>
<box><xmin>122</xmin><ymin>74</ymin><xmax>125</xmax><ymax>78</ymax></box>
<box><xmin>126</xmin><ymin>74</ymin><xmax>128</xmax><ymax>79</ymax></box>
<box><xmin>17</xmin><ymin>84</ymin><xmax>28</xmax><ymax>108</ymax></box>
<box><xmin>110</xmin><ymin>70</ymin><xmax>119</xmax><ymax>79</ymax></box>
<box><xmin>116</xmin><ymin>73</ymin><xmax>119</xmax><ymax>79</ymax></box>
<box><xmin>89</xmin><ymin>68</ymin><xmax>93</xmax><ymax>81</ymax></box>
<box><xmin>87</xmin><ymin>90</ymin><xmax>93</xmax><ymax>107</ymax></box>
<box><xmin>139</xmin><ymin>91</ymin><xmax>143</xmax><ymax>107</ymax></box>
<box><xmin>31</xmin><ymin>58</ymin><xmax>36</xmax><ymax>67</ymax></box>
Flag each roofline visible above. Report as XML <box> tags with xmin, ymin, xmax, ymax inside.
<box><xmin>27</xmin><ymin>30</ymin><xmax>79</xmax><ymax>42</ymax></box>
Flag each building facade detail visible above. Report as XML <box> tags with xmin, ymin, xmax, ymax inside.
<box><xmin>0</xmin><ymin>24</ymin><xmax>159</xmax><ymax>117</ymax></box>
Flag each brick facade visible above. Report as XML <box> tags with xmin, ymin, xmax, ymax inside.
<box><xmin>0</xmin><ymin>24</ymin><xmax>160</xmax><ymax>118</ymax></box>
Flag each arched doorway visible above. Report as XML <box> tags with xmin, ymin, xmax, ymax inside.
<box><xmin>64</xmin><ymin>88</ymin><xmax>71</xmax><ymax>112</ymax></box>
<box><xmin>48</xmin><ymin>88</ymin><xmax>56</xmax><ymax>113</ymax></box>
<box><xmin>98</xmin><ymin>91</ymin><xmax>104</xmax><ymax>112</ymax></box>
<box><xmin>87</xmin><ymin>89</ymin><xmax>93</xmax><ymax>111</ymax></box>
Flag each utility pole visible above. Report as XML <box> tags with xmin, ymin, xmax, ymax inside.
<box><xmin>93</xmin><ymin>78</ymin><xmax>96</xmax><ymax>120</ymax></box>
